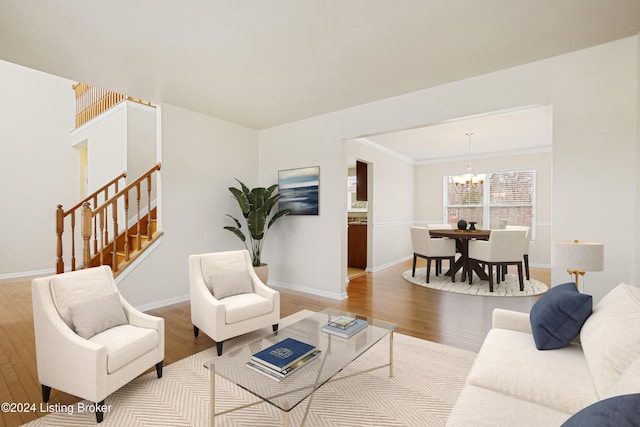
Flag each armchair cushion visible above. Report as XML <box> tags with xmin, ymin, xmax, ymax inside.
<box><xmin>90</xmin><ymin>324</ymin><xmax>159</xmax><ymax>374</ymax></box>
<box><xmin>209</xmin><ymin>270</ymin><xmax>254</xmax><ymax>300</ymax></box>
<box><xmin>69</xmin><ymin>292</ymin><xmax>128</xmax><ymax>339</ymax></box>
<box><xmin>529</xmin><ymin>282</ymin><xmax>592</xmax><ymax>350</ymax></box>
<box><xmin>223</xmin><ymin>293</ymin><xmax>274</xmax><ymax>324</ymax></box>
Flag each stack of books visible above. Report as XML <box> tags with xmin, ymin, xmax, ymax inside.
<box><xmin>321</xmin><ymin>315</ymin><xmax>368</xmax><ymax>338</ymax></box>
<box><xmin>246</xmin><ymin>337</ymin><xmax>320</xmax><ymax>382</ymax></box>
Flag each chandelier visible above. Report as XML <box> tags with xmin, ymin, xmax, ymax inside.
<box><xmin>452</xmin><ymin>132</ymin><xmax>485</xmax><ymax>189</ymax></box>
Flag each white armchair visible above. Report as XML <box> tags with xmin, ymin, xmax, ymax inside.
<box><xmin>189</xmin><ymin>250</ymin><xmax>280</xmax><ymax>356</ymax></box>
<box><xmin>31</xmin><ymin>266</ymin><xmax>164</xmax><ymax>423</ymax></box>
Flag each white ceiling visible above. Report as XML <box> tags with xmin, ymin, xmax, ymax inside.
<box><xmin>0</xmin><ymin>1</ymin><xmax>638</xmax><ymax>131</ymax></box>
<box><xmin>357</xmin><ymin>104</ymin><xmax>554</xmax><ymax>163</ymax></box>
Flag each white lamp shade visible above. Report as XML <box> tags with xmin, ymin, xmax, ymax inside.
<box><xmin>552</xmin><ymin>241</ymin><xmax>604</xmax><ymax>272</ymax></box>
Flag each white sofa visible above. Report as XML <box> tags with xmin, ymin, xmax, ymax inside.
<box><xmin>447</xmin><ymin>282</ymin><xmax>640</xmax><ymax>426</ymax></box>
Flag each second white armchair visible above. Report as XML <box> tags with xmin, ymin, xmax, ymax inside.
<box><xmin>189</xmin><ymin>250</ymin><xmax>280</xmax><ymax>356</ymax></box>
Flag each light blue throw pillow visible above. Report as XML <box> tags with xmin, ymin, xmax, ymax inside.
<box><xmin>529</xmin><ymin>282</ymin><xmax>592</xmax><ymax>350</ymax></box>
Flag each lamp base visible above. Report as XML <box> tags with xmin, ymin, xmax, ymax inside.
<box><xmin>567</xmin><ymin>270</ymin><xmax>586</xmax><ymax>290</ymax></box>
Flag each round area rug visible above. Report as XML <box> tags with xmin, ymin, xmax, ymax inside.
<box><xmin>402</xmin><ymin>268</ymin><xmax>548</xmax><ymax>296</ymax></box>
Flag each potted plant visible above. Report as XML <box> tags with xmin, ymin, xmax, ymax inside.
<box><xmin>224</xmin><ymin>179</ymin><xmax>291</xmax><ymax>283</ymax></box>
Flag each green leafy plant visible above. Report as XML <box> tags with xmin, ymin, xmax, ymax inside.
<box><xmin>224</xmin><ymin>179</ymin><xmax>291</xmax><ymax>266</ymax></box>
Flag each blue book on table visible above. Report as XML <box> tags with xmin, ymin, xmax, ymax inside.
<box><xmin>251</xmin><ymin>337</ymin><xmax>317</xmax><ymax>372</ymax></box>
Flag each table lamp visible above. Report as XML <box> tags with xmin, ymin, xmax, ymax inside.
<box><xmin>551</xmin><ymin>240</ymin><xmax>604</xmax><ymax>291</ymax></box>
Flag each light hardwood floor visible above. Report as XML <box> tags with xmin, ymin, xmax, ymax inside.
<box><xmin>0</xmin><ymin>260</ymin><xmax>549</xmax><ymax>426</ymax></box>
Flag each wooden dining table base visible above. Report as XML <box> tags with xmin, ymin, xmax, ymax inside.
<box><xmin>428</xmin><ymin>229</ymin><xmax>491</xmax><ymax>282</ymax></box>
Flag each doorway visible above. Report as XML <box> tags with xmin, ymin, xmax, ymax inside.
<box><xmin>347</xmin><ymin>160</ymin><xmax>371</xmax><ymax>280</ymax></box>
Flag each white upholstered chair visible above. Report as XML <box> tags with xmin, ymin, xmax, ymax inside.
<box><xmin>410</xmin><ymin>226</ymin><xmax>457</xmax><ymax>283</ymax></box>
<box><xmin>427</xmin><ymin>224</ymin><xmax>454</xmax><ymax>274</ymax></box>
<box><xmin>468</xmin><ymin>229</ymin><xmax>527</xmax><ymax>292</ymax></box>
<box><xmin>505</xmin><ymin>225</ymin><xmax>531</xmax><ymax>280</ymax></box>
<box><xmin>31</xmin><ymin>266</ymin><xmax>164</xmax><ymax>423</ymax></box>
<box><xmin>189</xmin><ymin>250</ymin><xmax>280</xmax><ymax>356</ymax></box>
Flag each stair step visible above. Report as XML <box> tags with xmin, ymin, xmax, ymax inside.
<box><xmin>128</xmin><ymin>233</ymin><xmax>151</xmax><ymax>251</ymax></box>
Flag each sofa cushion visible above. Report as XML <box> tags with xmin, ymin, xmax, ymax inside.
<box><xmin>221</xmin><ymin>293</ymin><xmax>274</xmax><ymax>324</ymax></box>
<box><xmin>467</xmin><ymin>328</ymin><xmax>598</xmax><ymax>414</ymax></box>
<box><xmin>446</xmin><ymin>384</ymin><xmax>572</xmax><ymax>427</ymax></box>
<box><xmin>209</xmin><ymin>270</ymin><xmax>254</xmax><ymax>300</ymax></box>
<box><xmin>90</xmin><ymin>324</ymin><xmax>159</xmax><ymax>374</ymax></box>
<box><xmin>607</xmin><ymin>358</ymin><xmax>640</xmax><ymax>398</ymax></box>
<box><xmin>580</xmin><ymin>283</ymin><xmax>640</xmax><ymax>398</ymax></box>
<box><xmin>529</xmin><ymin>282</ymin><xmax>592</xmax><ymax>350</ymax></box>
<box><xmin>68</xmin><ymin>292</ymin><xmax>128</xmax><ymax>339</ymax></box>
<box><xmin>561</xmin><ymin>393</ymin><xmax>640</xmax><ymax>427</ymax></box>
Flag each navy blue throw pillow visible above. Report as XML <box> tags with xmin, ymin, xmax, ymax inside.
<box><xmin>562</xmin><ymin>394</ymin><xmax>640</xmax><ymax>427</ymax></box>
<box><xmin>529</xmin><ymin>282</ymin><xmax>592</xmax><ymax>350</ymax></box>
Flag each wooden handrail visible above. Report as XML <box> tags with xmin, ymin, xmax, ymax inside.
<box><xmin>61</xmin><ymin>171</ymin><xmax>127</xmax><ymax>218</ymax></box>
<box><xmin>91</xmin><ymin>164</ymin><xmax>161</xmax><ymax>274</ymax></box>
<box><xmin>56</xmin><ymin>171</ymin><xmax>126</xmax><ymax>273</ymax></box>
<box><xmin>72</xmin><ymin>83</ymin><xmax>155</xmax><ymax>128</ymax></box>
<box><xmin>56</xmin><ymin>163</ymin><xmax>161</xmax><ymax>275</ymax></box>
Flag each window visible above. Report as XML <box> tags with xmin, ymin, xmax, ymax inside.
<box><xmin>444</xmin><ymin>169</ymin><xmax>535</xmax><ymax>237</ymax></box>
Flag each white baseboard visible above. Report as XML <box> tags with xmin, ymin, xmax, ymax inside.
<box><xmin>0</xmin><ymin>268</ymin><xmax>55</xmax><ymax>281</ymax></box>
<box><xmin>369</xmin><ymin>255</ymin><xmax>413</xmax><ymax>273</ymax></box>
<box><xmin>134</xmin><ymin>293</ymin><xmax>190</xmax><ymax>313</ymax></box>
<box><xmin>269</xmin><ymin>280</ymin><xmax>348</xmax><ymax>301</ymax></box>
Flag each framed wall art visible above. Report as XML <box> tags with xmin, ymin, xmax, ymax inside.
<box><xmin>278</xmin><ymin>166</ymin><xmax>319</xmax><ymax>215</ymax></box>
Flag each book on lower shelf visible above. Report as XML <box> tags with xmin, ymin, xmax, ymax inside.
<box><xmin>246</xmin><ymin>349</ymin><xmax>321</xmax><ymax>382</ymax></box>
<box><xmin>250</xmin><ymin>337</ymin><xmax>317</xmax><ymax>372</ymax></box>
<box><xmin>321</xmin><ymin>318</ymin><xmax>368</xmax><ymax>338</ymax></box>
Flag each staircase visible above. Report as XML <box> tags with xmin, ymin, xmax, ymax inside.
<box><xmin>56</xmin><ymin>163</ymin><xmax>162</xmax><ymax>278</ymax></box>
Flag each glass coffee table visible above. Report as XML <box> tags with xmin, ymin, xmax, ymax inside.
<box><xmin>205</xmin><ymin>308</ymin><xmax>397</xmax><ymax>426</ymax></box>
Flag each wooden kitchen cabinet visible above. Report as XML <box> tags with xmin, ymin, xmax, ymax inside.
<box><xmin>348</xmin><ymin>223</ymin><xmax>367</xmax><ymax>269</ymax></box>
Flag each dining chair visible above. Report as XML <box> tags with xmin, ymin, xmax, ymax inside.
<box><xmin>410</xmin><ymin>226</ymin><xmax>456</xmax><ymax>283</ymax></box>
<box><xmin>467</xmin><ymin>229</ymin><xmax>527</xmax><ymax>292</ymax></box>
<box><xmin>427</xmin><ymin>224</ymin><xmax>454</xmax><ymax>274</ymax></box>
<box><xmin>505</xmin><ymin>225</ymin><xmax>531</xmax><ymax>280</ymax></box>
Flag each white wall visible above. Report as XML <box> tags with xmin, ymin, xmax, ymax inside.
<box><xmin>78</xmin><ymin>106</ymin><xmax>128</xmax><ymax>195</ymax></box>
<box><xmin>116</xmin><ymin>103</ymin><xmax>259</xmax><ymax>308</ymax></box>
<box><xmin>126</xmin><ymin>103</ymin><xmax>157</xmax><ymax>182</ymax></box>
<box><xmin>70</xmin><ymin>101</ymin><xmax>157</xmax><ymax>196</ymax></box>
<box><xmin>259</xmin><ymin>36</ymin><xmax>638</xmax><ymax>303</ymax></box>
<box><xmin>415</xmin><ymin>150</ymin><xmax>552</xmax><ymax>266</ymax></box>
<box><xmin>0</xmin><ymin>60</ymin><xmax>76</xmax><ymax>277</ymax></box>
<box><xmin>550</xmin><ymin>38</ymin><xmax>638</xmax><ymax>301</ymax></box>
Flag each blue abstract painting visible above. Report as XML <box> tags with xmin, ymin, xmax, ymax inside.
<box><xmin>278</xmin><ymin>166</ymin><xmax>319</xmax><ymax>215</ymax></box>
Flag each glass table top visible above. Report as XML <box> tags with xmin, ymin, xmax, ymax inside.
<box><xmin>205</xmin><ymin>309</ymin><xmax>397</xmax><ymax>412</ymax></box>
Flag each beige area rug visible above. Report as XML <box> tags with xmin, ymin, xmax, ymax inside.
<box><xmin>403</xmin><ymin>268</ymin><xmax>548</xmax><ymax>296</ymax></box>
<box><xmin>22</xmin><ymin>310</ymin><xmax>476</xmax><ymax>427</ymax></box>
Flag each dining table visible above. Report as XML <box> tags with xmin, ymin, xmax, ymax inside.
<box><xmin>428</xmin><ymin>229</ymin><xmax>491</xmax><ymax>282</ymax></box>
